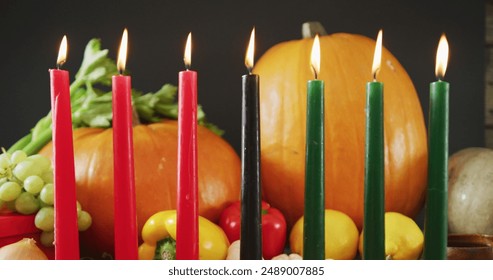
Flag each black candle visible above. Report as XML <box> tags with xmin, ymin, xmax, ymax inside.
<box><xmin>240</xmin><ymin>28</ymin><xmax>262</xmax><ymax>260</ymax></box>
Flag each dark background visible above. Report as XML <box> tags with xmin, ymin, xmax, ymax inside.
<box><xmin>0</xmin><ymin>0</ymin><xmax>485</xmax><ymax>155</ymax></box>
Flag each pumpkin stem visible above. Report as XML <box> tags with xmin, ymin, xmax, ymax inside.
<box><xmin>302</xmin><ymin>22</ymin><xmax>328</xmax><ymax>39</ymax></box>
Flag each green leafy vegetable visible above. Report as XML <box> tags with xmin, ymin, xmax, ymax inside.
<box><xmin>8</xmin><ymin>39</ymin><xmax>222</xmax><ymax>155</ymax></box>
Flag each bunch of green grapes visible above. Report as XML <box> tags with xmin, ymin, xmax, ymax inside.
<box><xmin>0</xmin><ymin>149</ymin><xmax>92</xmax><ymax>247</ymax></box>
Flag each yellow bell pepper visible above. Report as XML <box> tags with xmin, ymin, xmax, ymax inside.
<box><xmin>138</xmin><ymin>210</ymin><xmax>230</xmax><ymax>260</ymax></box>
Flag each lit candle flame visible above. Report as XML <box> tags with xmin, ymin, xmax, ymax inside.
<box><xmin>245</xmin><ymin>27</ymin><xmax>255</xmax><ymax>73</ymax></box>
<box><xmin>310</xmin><ymin>34</ymin><xmax>321</xmax><ymax>79</ymax></box>
<box><xmin>57</xmin><ymin>35</ymin><xmax>68</xmax><ymax>68</ymax></box>
<box><xmin>435</xmin><ymin>34</ymin><xmax>449</xmax><ymax>80</ymax></box>
<box><xmin>184</xmin><ymin>32</ymin><xmax>192</xmax><ymax>70</ymax></box>
<box><xmin>117</xmin><ymin>28</ymin><xmax>128</xmax><ymax>74</ymax></box>
<box><xmin>372</xmin><ymin>29</ymin><xmax>383</xmax><ymax>81</ymax></box>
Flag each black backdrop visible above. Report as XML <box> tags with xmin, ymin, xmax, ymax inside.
<box><xmin>0</xmin><ymin>0</ymin><xmax>485</xmax><ymax>156</ymax></box>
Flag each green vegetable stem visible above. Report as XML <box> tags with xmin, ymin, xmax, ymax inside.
<box><xmin>8</xmin><ymin>39</ymin><xmax>222</xmax><ymax>155</ymax></box>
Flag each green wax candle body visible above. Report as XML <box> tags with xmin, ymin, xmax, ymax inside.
<box><xmin>303</xmin><ymin>79</ymin><xmax>325</xmax><ymax>260</ymax></box>
<box><xmin>423</xmin><ymin>80</ymin><xmax>449</xmax><ymax>260</ymax></box>
<box><xmin>363</xmin><ymin>81</ymin><xmax>385</xmax><ymax>260</ymax></box>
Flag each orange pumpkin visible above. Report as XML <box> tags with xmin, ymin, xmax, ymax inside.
<box><xmin>254</xmin><ymin>33</ymin><xmax>428</xmax><ymax>229</ymax></box>
<box><xmin>39</xmin><ymin>120</ymin><xmax>240</xmax><ymax>256</ymax></box>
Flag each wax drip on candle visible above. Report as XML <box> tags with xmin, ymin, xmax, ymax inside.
<box><xmin>184</xmin><ymin>32</ymin><xmax>192</xmax><ymax>70</ymax></box>
<box><xmin>310</xmin><ymin>34</ymin><xmax>320</xmax><ymax>79</ymax></box>
<box><xmin>435</xmin><ymin>34</ymin><xmax>449</xmax><ymax>81</ymax></box>
<box><xmin>372</xmin><ymin>30</ymin><xmax>383</xmax><ymax>81</ymax></box>
<box><xmin>117</xmin><ymin>28</ymin><xmax>128</xmax><ymax>75</ymax></box>
<box><xmin>245</xmin><ymin>28</ymin><xmax>255</xmax><ymax>74</ymax></box>
<box><xmin>56</xmin><ymin>35</ymin><xmax>67</xmax><ymax>69</ymax></box>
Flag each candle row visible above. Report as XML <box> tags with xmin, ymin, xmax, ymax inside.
<box><xmin>362</xmin><ymin>32</ymin><xmax>450</xmax><ymax>260</ymax></box>
<box><xmin>240</xmin><ymin>29</ymin><xmax>450</xmax><ymax>260</ymax></box>
<box><xmin>49</xmin><ymin>28</ymin><xmax>449</xmax><ymax>260</ymax></box>
<box><xmin>49</xmin><ymin>29</ymin><xmax>199</xmax><ymax>260</ymax></box>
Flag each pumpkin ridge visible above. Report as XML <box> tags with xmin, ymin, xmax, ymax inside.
<box><xmin>328</xmin><ymin>35</ymin><xmax>365</xmax><ymax>219</ymax></box>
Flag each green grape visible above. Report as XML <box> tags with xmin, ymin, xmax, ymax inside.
<box><xmin>10</xmin><ymin>150</ymin><xmax>27</xmax><ymax>165</ymax></box>
<box><xmin>13</xmin><ymin>160</ymin><xmax>42</xmax><ymax>181</ymax></box>
<box><xmin>0</xmin><ymin>177</ymin><xmax>7</xmax><ymax>186</ymax></box>
<box><xmin>0</xmin><ymin>181</ymin><xmax>22</xmax><ymax>201</ymax></box>
<box><xmin>0</xmin><ymin>199</ymin><xmax>4</xmax><ymax>209</ymax></box>
<box><xmin>5</xmin><ymin>200</ymin><xmax>16</xmax><ymax>211</ymax></box>
<box><xmin>40</xmin><ymin>171</ymin><xmax>54</xmax><ymax>184</ymax></box>
<box><xmin>40</xmin><ymin>231</ymin><xmax>54</xmax><ymax>247</ymax></box>
<box><xmin>26</xmin><ymin>154</ymin><xmax>52</xmax><ymax>173</ymax></box>
<box><xmin>37</xmin><ymin>196</ymin><xmax>49</xmax><ymax>208</ymax></box>
<box><xmin>23</xmin><ymin>175</ymin><xmax>44</xmax><ymax>194</ymax></box>
<box><xmin>39</xmin><ymin>183</ymin><xmax>54</xmax><ymax>205</ymax></box>
<box><xmin>78</xmin><ymin>210</ymin><xmax>92</xmax><ymax>231</ymax></box>
<box><xmin>14</xmin><ymin>191</ymin><xmax>40</xmax><ymax>214</ymax></box>
<box><xmin>0</xmin><ymin>153</ymin><xmax>11</xmax><ymax>169</ymax></box>
<box><xmin>35</xmin><ymin>206</ymin><xmax>54</xmax><ymax>231</ymax></box>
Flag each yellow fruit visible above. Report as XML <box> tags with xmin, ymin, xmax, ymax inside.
<box><xmin>290</xmin><ymin>209</ymin><xmax>359</xmax><ymax>260</ymax></box>
<box><xmin>358</xmin><ymin>212</ymin><xmax>424</xmax><ymax>260</ymax></box>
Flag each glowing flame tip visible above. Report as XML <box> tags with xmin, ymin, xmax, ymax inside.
<box><xmin>245</xmin><ymin>27</ymin><xmax>255</xmax><ymax>72</ymax></box>
<box><xmin>310</xmin><ymin>34</ymin><xmax>321</xmax><ymax>78</ymax></box>
<box><xmin>372</xmin><ymin>29</ymin><xmax>383</xmax><ymax>80</ymax></box>
<box><xmin>56</xmin><ymin>35</ymin><xmax>68</xmax><ymax>67</ymax></box>
<box><xmin>117</xmin><ymin>28</ymin><xmax>128</xmax><ymax>73</ymax></box>
<box><xmin>184</xmin><ymin>32</ymin><xmax>192</xmax><ymax>69</ymax></box>
<box><xmin>435</xmin><ymin>34</ymin><xmax>449</xmax><ymax>80</ymax></box>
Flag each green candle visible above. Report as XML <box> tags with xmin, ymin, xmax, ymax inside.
<box><xmin>363</xmin><ymin>30</ymin><xmax>385</xmax><ymax>260</ymax></box>
<box><xmin>303</xmin><ymin>35</ymin><xmax>325</xmax><ymax>260</ymax></box>
<box><xmin>423</xmin><ymin>34</ymin><xmax>449</xmax><ymax>260</ymax></box>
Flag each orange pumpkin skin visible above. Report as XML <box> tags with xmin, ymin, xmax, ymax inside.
<box><xmin>39</xmin><ymin>121</ymin><xmax>240</xmax><ymax>256</ymax></box>
<box><xmin>254</xmin><ymin>33</ymin><xmax>428</xmax><ymax>229</ymax></box>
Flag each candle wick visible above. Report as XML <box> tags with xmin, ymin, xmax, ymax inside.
<box><xmin>311</xmin><ymin>65</ymin><xmax>318</xmax><ymax>80</ymax></box>
<box><xmin>56</xmin><ymin>58</ymin><xmax>66</xmax><ymax>70</ymax></box>
<box><xmin>247</xmin><ymin>66</ymin><xmax>253</xmax><ymax>75</ymax></box>
<box><xmin>118</xmin><ymin>69</ymin><xmax>124</xmax><ymax>75</ymax></box>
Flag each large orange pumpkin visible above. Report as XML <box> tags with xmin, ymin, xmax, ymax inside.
<box><xmin>39</xmin><ymin>120</ymin><xmax>240</xmax><ymax>256</ymax></box>
<box><xmin>254</xmin><ymin>33</ymin><xmax>428</xmax><ymax>229</ymax></box>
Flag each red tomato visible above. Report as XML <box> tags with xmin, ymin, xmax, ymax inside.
<box><xmin>219</xmin><ymin>201</ymin><xmax>287</xmax><ymax>259</ymax></box>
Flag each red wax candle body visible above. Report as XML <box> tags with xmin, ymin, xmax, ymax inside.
<box><xmin>49</xmin><ymin>69</ymin><xmax>79</xmax><ymax>260</ymax></box>
<box><xmin>112</xmin><ymin>75</ymin><xmax>138</xmax><ymax>260</ymax></box>
<box><xmin>176</xmin><ymin>70</ymin><xmax>199</xmax><ymax>260</ymax></box>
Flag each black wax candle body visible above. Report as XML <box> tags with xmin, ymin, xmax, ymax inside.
<box><xmin>240</xmin><ymin>73</ymin><xmax>262</xmax><ymax>260</ymax></box>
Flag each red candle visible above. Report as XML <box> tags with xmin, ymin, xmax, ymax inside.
<box><xmin>50</xmin><ymin>35</ymin><xmax>80</xmax><ymax>260</ymax></box>
<box><xmin>112</xmin><ymin>29</ymin><xmax>138</xmax><ymax>260</ymax></box>
<box><xmin>176</xmin><ymin>32</ymin><xmax>199</xmax><ymax>260</ymax></box>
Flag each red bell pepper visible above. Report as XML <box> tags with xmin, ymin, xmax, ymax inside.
<box><xmin>219</xmin><ymin>200</ymin><xmax>286</xmax><ymax>260</ymax></box>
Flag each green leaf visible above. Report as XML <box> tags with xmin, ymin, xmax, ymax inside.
<box><xmin>74</xmin><ymin>39</ymin><xmax>117</xmax><ymax>86</ymax></box>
